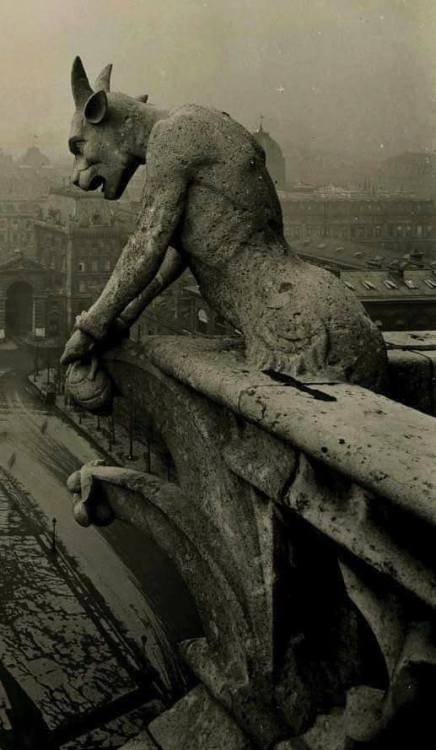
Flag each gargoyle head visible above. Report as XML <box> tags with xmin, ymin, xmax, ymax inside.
<box><xmin>69</xmin><ymin>57</ymin><xmax>151</xmax><ymax>200</ymax></box>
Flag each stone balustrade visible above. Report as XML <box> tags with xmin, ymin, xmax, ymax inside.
<box><xmin>69</xmin><ymin>333</ymin><xmax>436</xmax><ymax>750</ymax></box>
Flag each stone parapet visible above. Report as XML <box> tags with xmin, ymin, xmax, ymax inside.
<box><xmin>384</xmin><ymin>330</ymin><xmax>436</xmax><ymax>414</ymax></box>
<box><xmin>68</xmin><ymin>333</ymin><xmax>436</xmax><ymax>749</ymax></box>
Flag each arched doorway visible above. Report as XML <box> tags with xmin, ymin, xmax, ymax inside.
<box><xmin>5</xmin><ymin>282</ymin><xmax>33</xmax><ymax>337</ymax></box>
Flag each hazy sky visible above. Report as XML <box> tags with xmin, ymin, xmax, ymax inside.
<box><xmin>1</xmin><ymin>0</ymin><xmax>436</xmax><ymax>161</ymax></box>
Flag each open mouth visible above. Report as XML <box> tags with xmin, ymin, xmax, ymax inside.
<box><xmin>113</xmin><ymin>161</ymin><xmax>141</xmax><ymax>200</ymax></box>
<box><xmin>88</xmin><ymin>175</ymin><xmax>106</xmax><ymax>192</ymax></box>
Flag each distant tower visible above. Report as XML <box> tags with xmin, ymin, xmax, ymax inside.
<box><xmin>252</xmin><ymin>116</ymin><xmax>286</xmax><ymax>190</ymax></box>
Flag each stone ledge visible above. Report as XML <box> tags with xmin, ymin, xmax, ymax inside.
<box><xmin>384</xmin><ymin>330</ymin><xmax>436</xmax><ymax>415</ymax></box>
<box><xmin>105</xmin><ymin>336</ymin><xmax>436</xmax><ymax>529</ymax></box>
<box><xmin>383</xmin><ymin>330</ymin><xmax>436</xmax><ymax>351</ymax></box>
<box><xmin>120</xmin><ymin>686</ymin><xmax>252</xmax><ymax>750</ymax></box>
<box><xmin>119</xmin><ymin>731</ymin><xmax>157</xmax><ymax>749</ymax></box>
<box><xmin>101</xmin><ymin>333</ymin><xmax>436</xmax><ymax>750</ymax></box>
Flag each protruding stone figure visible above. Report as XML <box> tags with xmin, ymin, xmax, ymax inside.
<box><xmin>61</xmin><ymin>57</ymin><xmax>387</xmax><ymax>392</ymax></box>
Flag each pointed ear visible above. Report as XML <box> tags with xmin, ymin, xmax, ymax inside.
<box><xmin>84</xmin><ymin>90</ymin><xmax>108</xmax><ymax>124</ymax></box>
<box><xmin>94</xmin><ymin>63</ymin><xmax>113</xmax><ymax>93</ymax></box>
<box><xmin>136</xmin><ymin>94</ymin><xmax>149</xmax><ymax>103</ymax></box>
<box><xmin>71</xmin><ymin>56</ymin><xmax>93</xmax><ymax>108</ymax></box>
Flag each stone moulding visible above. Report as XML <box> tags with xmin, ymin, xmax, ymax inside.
<box><xmin>67</xmin><ymin>335</ymin><xmax>436</xmax><ymax>750</ymax></box>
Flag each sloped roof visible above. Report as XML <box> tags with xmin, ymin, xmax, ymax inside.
<box><xmin>340</xmin><ymin>269</ymin><xmax>436</xmax><ymax>300</ymax></box>
<box><xmin>0</xmin><ymin>251</ymin><xmax>47</xmax><ymax>273</ymax></box>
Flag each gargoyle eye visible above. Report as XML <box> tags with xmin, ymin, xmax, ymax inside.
<box><xmin>69</xmin><ymin>138</ymin><xmax>85</xmax><ymax>156</ymax></box>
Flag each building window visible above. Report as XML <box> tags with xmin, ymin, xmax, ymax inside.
<box><xmin>92</xmin><ymin>260</ymin><xmax>99</xmax><ymax>272</ymax></box>
<box><xmin>78</xmin><ymin>261</ymin><xmax>85</xmax><ymax>272</ymax></box>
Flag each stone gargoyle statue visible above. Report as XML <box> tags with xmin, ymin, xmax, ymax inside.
<box><xmin>61</xmin><ymin>57</ymin><xmax>387</xmax><ymax>394</ymax></box>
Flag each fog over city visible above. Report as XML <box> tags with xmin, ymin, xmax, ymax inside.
<box><xmin>1</xmin><ymin>3</ymin><xmax>436</xmax><ymax>749</ymax></box>
<box><xmin>0</xmin><ymin>0</ymin><xmax>435</xmax><ymax>163</ymax></box>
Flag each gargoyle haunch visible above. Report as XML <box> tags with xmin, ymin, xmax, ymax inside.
<box><xmin>61</xmin><ymin>57</ymin><xmax>387</xmax><ymax>391</ymax></box>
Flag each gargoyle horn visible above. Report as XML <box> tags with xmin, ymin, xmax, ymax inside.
<box><xmin>71</xmin><ymin>56</ymin><xmax>93</xmax><ymax>108</ymax></box>
<box><xmin>94</xmin><ymin>63</ymin><xmax>113</xmax><ymax>93</ymax></box>
<box><xmin>137</xmin><ymin>94</ymin><xmax>149</xmax><ymax>103</ymax></box>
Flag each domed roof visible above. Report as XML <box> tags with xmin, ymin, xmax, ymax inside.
<box><xmin>252</xmin><ymin>120</ymin><xmax>286</xmax><ymax>189</ymax></box>
<box><xmin>18</xmin><ymin>147</ymin><xmax>51</xmax><ymax>169</ymax></box>
<box><xmin>252</xmin><ymin>122</ymin><xmax>284</xmax><ymax>158</ymax></box>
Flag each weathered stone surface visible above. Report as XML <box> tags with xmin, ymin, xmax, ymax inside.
<box><xmin>63</xmin><ymin>327</ymin><xmax>436</xmax><ymax>750</ymax></box>
<box><xmin>384</xmin><ymin>330</ymin><xmax>436</xmax><ymax>350</ymax></box>
<box><xmin>421</xmin><ymin>348</ymin><xmax>436</xmax><ymax>413</ymax></box>
<box><xmin>119</xmin><ymin>731</ymin><xmax>157</xmax><ymax>749</ymax></box>
<box><xmin>275</xmin><ymin>708</ymin><xmax>347</xmax><ymax>750</ymax></box>
<box><xmin>387</xmin><ymin>349</ymin><xmax>433</xmax><ymax>413</ymax></box>
<box><xmin>66</xmin><ymin>359</ymin><xmax>290</xmax><ymax>747</ymax></box>
<box><xmin>222</xmin><ymin>420</ymin><xmax>297</xmax><ymax>501</ymax></box>
<box><xmin>65</xmin><ymin>358</ymin><xmax>114</xmax><ymax>414</ymax></box>
<box><xmin>118</xmin><ymin>687</ymin><xmax>253</xmax><ymax>749</ymax></box>
<box><xmin>284</xmin><ymin>454</ymin><xmax>436</xmax><ymax>608</ymax></box>
<box><xmin>58</xmin><ymin>55</ymin><xmax>436</xmax><ymax>750</ymax></box>
<box><xmin>383</xmin><ymin>330</ymin><xmax>436</xmax><ymax>415</ymax></box>
<box><xmin>148</xmin><ymin>686</ymin><xmax>252</xmax><ymax>750</ymax></box>
<box><xmin>62</xmin><ymin>58</ymin><xmax>387</xmax><ymax>394</ymax></box>
<box><xmin>128</xmin><ymin>336</ymin><xmax>436</xmax><ymax>527</ymax></box>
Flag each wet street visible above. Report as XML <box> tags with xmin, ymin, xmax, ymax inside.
<box><xmin>0</xmin><ymin>347</ymin><xmax>187</xmax><ymax>747</ymax></box>
<box><xmin>0</xmin><ymin>470</ymin><xmax>153</xmax><ymax>748</ymax></box>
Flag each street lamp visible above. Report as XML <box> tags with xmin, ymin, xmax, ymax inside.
<box><xmin>34</xmin><ymin>343</ymin><xmax>39</xmax><ymax>377</ymax></box>
<box><xmin>107</xmin><ymin>416</ymin><xmax>113</xmax><ymax>451</ymax></box>
<box><xmin>145</xmin><ymin>423</ymin><xmax>153</xmax><ymax>473</ymax></box>
<box><xmin>51</xmin><ymin>517</ymin><xmax>57</xmax><ymax>554</ymax></box>
<box><xmin>127</xmin><ymin>385</ymin><xmax>135</xmax><ymax>461</ymax></box>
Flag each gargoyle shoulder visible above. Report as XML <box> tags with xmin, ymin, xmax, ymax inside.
<box><xmin>147</xmin><ymin>105</ymin><xmax>212</xmax><ymax>178</ymax></box>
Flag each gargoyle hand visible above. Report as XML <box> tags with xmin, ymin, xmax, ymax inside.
<box><xmin>61</xmin><ymin>328</ymin><xmax>95</xmax><ymax>365</ymax></box>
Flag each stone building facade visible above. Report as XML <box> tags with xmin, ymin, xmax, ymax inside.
<box><xmin>33</xmin><ymin>187</ymin><xmax>134</xmax><ymax>337</ymax></box>
<box><xmin>280</xmin><ymin>188</ymin><xmax>435</xmax><ymax>257</ymax></box>
<box><xmin>0</xmin><ymin>252</ymin><xmax>48</xmax><ymax>340</ymax></box>
<box><xmin>0</xmin><ymin>200</ymin><xmax>41</xmax><ymax>257</ymax></box>
<box><xmin>0</xmin><ymin>187</ymin><xmax>134</xmax><ymax>342</ymax></box>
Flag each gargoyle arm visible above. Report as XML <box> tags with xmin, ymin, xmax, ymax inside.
<box><xmin>76</xmin><ymin>150</ymin><xmax>189</xmax><ymax>340</ymax></box>
<box><xmin>117</xmin><ymin>246</ymin><xmax>187</xmax><ymax>330</ymax></box>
